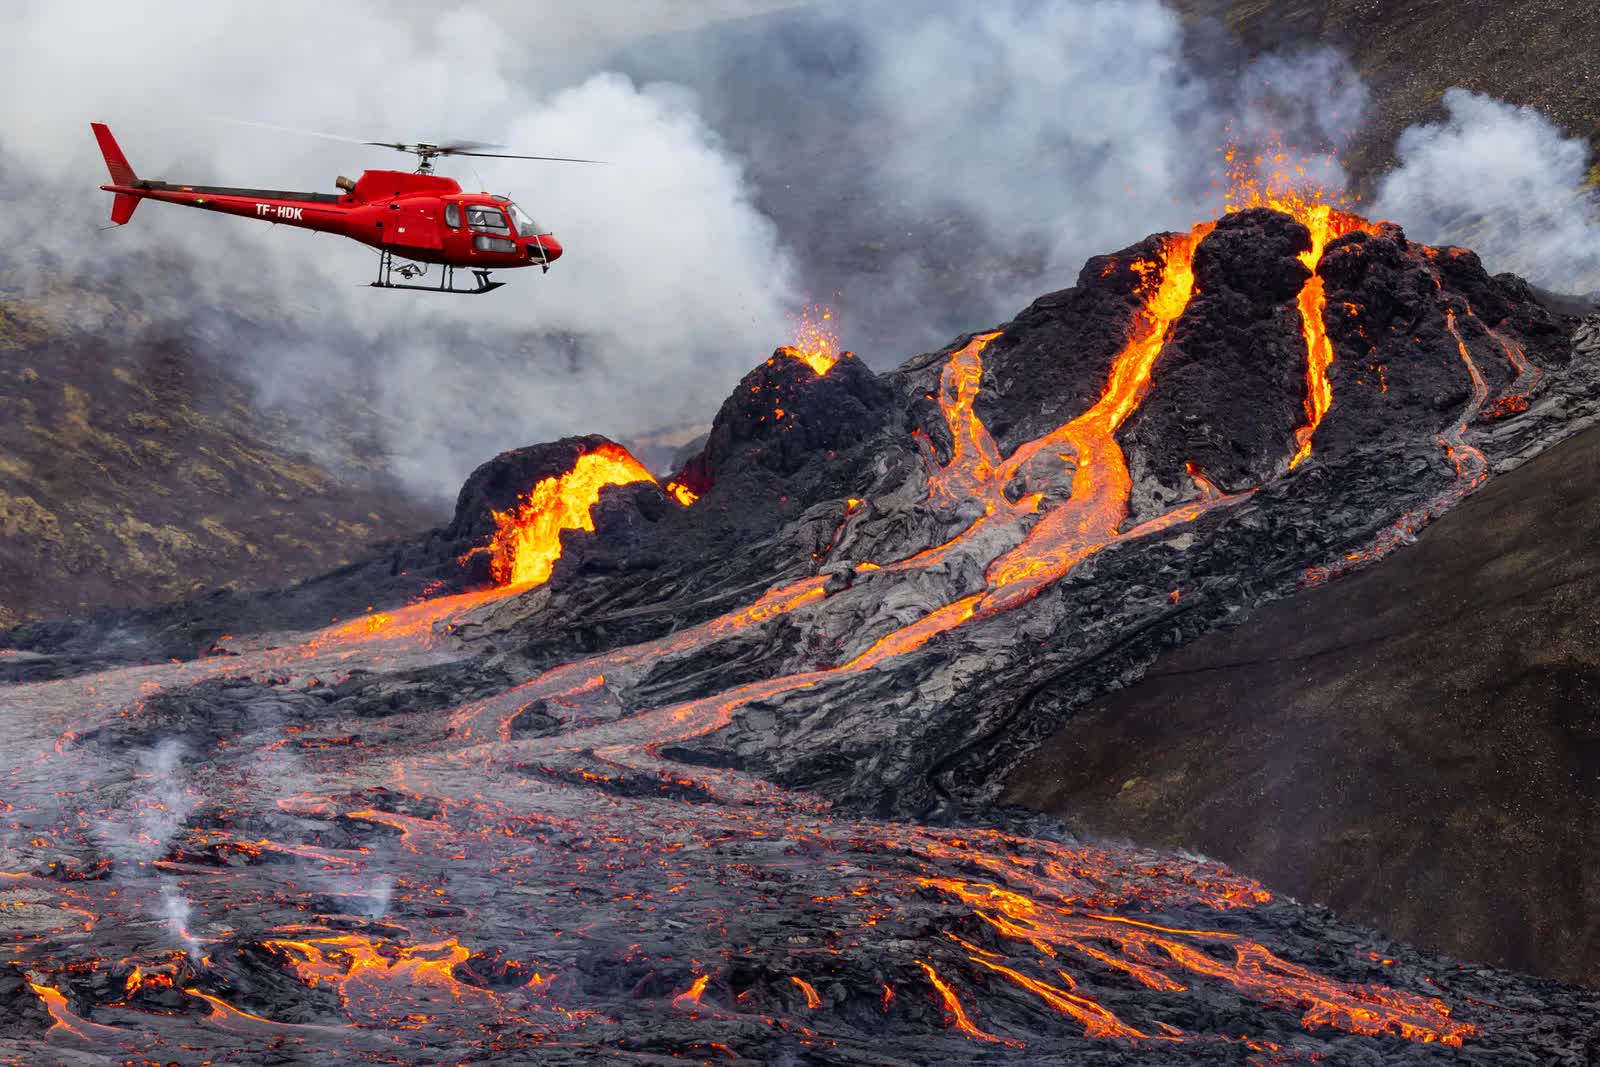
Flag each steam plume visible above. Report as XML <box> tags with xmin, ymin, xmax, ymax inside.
<box><xmin>1373</xmin><ymin>88</ymin><xmax>1600</xmax><ymax>295</ymax></box>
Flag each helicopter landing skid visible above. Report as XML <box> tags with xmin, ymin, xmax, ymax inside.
<box><xmin>370</xmin><ymin>251</ymin><xmax>503</xmax><ymax>295</ymax></box>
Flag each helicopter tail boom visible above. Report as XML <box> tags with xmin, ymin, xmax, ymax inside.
<box><xmin>91</xmin><ymin>122</ymin><xmax>141</xmax><ymax>225</ymax></box>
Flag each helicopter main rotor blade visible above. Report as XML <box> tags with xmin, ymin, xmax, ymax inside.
<box><xmin>215</xmin><ymin>117</ymin><xmax>379</xmax><ymax>146</ymax></box>
<box><xmin>433</xmin><ymin>141</ymin><xmax>503</xmax><ymax>154</ymax></box>
<box><xmin>450</xmin><ymin>150</ymin><xmax>609</xmax><ymax>164</ymax></box>
<box><xmin>209</xmin><ymin>119</ymin><xmax>605</xmax><ymax>165</ymax></box>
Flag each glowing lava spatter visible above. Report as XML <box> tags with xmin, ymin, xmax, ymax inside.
<box><xmin>782</xmin><ymin>304</ymin><xmax>843</xmax><ymax>376</ymax></box>
<box><xmin>482</xmin><ymin>443</ymin><xmax>657</xmax><ymax>588</ymax></box>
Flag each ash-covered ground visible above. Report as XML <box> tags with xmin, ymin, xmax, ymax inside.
<box><xmin>4</xmin><ymin>207</ymin><xmax>1600</xmax><ymax>1064</ymax></box>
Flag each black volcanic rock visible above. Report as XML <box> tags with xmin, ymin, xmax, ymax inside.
<box><xmin>968</xmin><ymin>234</ymin><xmax>1170</xmax><ymax>455</ymax></box>
<box><xmin>1006</xmin><ymin>418</ymin><xmax>1600</xmax><ymax>988</ymax></box>
<box><xmin>446</xmin><ymin>434</ymin><xmax>626</xmax><ymax>545</ymax></box>
<box><xmin>8</xmin><ymin>210</ymin><xmax>1600</xmax><ymax>1064</ymax></box>
<box><xmin>677</xmin><ymin>348</ymin><xmax>893</xmax><ymax>502</ymax></box>
<box><xmin>1121</xmin><ymin>209</ymin><xmax>1315</xmax><ymax>518</ymax></box>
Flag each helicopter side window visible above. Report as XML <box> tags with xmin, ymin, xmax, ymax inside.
<box><xmin>444</xmin><ymin>202</ymin><xmax>461</xmax><ymax>228</ymax></box>
<box><xmin>505</xmin><ymin>202</ymin><xmax>545</xmax><ymax>237</ymax></box>
<box><xmin>466</xmin><ymin>205</ymin><xmax>510</xmax><ymax>235</ymax></box>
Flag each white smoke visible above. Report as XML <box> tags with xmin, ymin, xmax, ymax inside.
<box><xmin>0</xmin><ymin>1</ymin><xmax>801</xmax><ymax>499</ymax></box>
<box><xmin>853</xmin><ymin>0</ymin><xmax>1213</xmax><ymax>277</ymax></box>
<box><xmin>1374</xmin><ymin>88</ymin><xmax>1600</xmax><ymax>294</ymax></box>
<box><xmin>159</xmin><ymin>882</ymin><xmax>202</xmax><ymax>961</ymax></box>
<box><xmin>97</xmin><ymin>740</ymin><xmax>197</xmax><ymax>865</ymax></box>
<box><xmin>637</xmin><ymin>1</ymin><xmax>1373</xmax><ymax>330</ymax></box>
<box><xmin>849</xmin><ymin>2</ymin><xmax>1371</xmax><ymax>273</ymax></box>
<box><xmin>92</xmin><ymin>741</ymin><xmax>205</xmax><ymax>959</ymax></box>
<box><xmin>2</xmin><ymin>0</ymin><xmax>1593</xmax><ymax>506</ymax></box>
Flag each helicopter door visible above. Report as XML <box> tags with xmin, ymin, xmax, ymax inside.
<box><xmin>382</xmin><ymin>201</ymin><xmax>444</xmax><ymax>252</ymax></box>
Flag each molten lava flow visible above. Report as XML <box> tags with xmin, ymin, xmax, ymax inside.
<box><xmin>917</xmin><ymin>961</ymin><xmax>1015</xmax><ymax>1046</ymax></box>
<box><xmin>790</xmin><ymin>975</ymin><xmax>822</xmax><ymax>1009</ymax></box>
<box><xmin>484</xmin><ymin>444</ymin><xmax>657</xmax><ymax>588</ymax></box>
<box><xmin>971</xmin><ymin>957</ymin><xmax>1153</xmax><ymax>1040</ymax></box>
<box><xmin>781</xmin><ymin>304</ymin><xmax>842</xmax><ymax>376</ymax></box>
<box><xmin>1285</xmin><ymin>204</ymin><xmax>1372</xmax><ymax>467</ymax></box>
<box><xmin>922</xmin><ymin>332</ymin><xmax>1004</xmax><ymax>508</ymax></box>
<box><xmin>1223</xmin><ymin>148</ymin><xmax>1381</xmax><ymax>468</ymax></box>
<box><xmin>28</xmin><ymin>982</ymin><xmax>133</xmax><ymax>1043</ymax></box>
<box><xmin>665</xmin><ymin>480</ymin><xmax>699</xmax><ymax>506</ymax></box>
<box><xmin>982</xmin><ymin>223</ymin><xmax>1222</xmax><ymax>600</ymax></box>
<box><xmin>928</xmin><ymin>876</ymin><xmax>1475</xmax><ymax>1047</ymax></box>
<box><xmin>1304</xmin><ymin>272</ymin><xmax>1493</xmax><ymax>586</ymax></box>
<box><xmin>260</xmin><ymin>933</ymin><xmax>493</xmax><ymax>1025</ymax></box>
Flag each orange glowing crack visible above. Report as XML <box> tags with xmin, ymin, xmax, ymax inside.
<box><xmin>917</xmin><ymin>961</ymin><xmax>1018</xmax><ymax>1046</ymax></box>
<box><xmin>923</xmin><ymin>876</ymin><xmax>1475</xmax><ymax>1047</ymax></box>
<box><xmin>970</xmin><ymin>957</ymin><xmax>1152</xmax><ymax>1040</ymax></box>
<box><xmin>673</xmin><ymin>974</ymin><xmax>711</xmax><ymax>1011</ymax></box>
<box><xmin>791</xmin><ymin>976</ymin><xmax>822</xmax><ymax>1009</ymax></box>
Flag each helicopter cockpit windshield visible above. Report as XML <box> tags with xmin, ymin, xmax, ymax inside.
<box><xmin>504</xmin><ymin>202</ymin><xmax>545</xmax><ymax>237</ymax></box>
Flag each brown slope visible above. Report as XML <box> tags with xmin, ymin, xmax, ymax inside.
<box><xmin>1175</xmin><ymin>0</ymin><xmax>1600</xmax><ymax>187</ymax></box>
<box><xmin>0</xmin><ymin>296</ymin><xmax>439</xmax><ymax>629</ymax></box>
<box><xmin>1005</xmin><ymin>420</ymin><xmax>1600</xmax><ymax>986</ymax></box>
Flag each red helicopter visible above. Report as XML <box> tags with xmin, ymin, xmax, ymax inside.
<box><xmin>91</xmin><ymin>122</ymin><xmax>602</xmax><ymax>295</ymax></box>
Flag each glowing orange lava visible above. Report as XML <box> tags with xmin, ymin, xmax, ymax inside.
<box><xmin>674</xmin><ymin>974</ymin><xmax>711</xmax><ymax>1011</ymax></box>
<box><xmin>791</xmin><ymin>975</ymin><xmax>822</xmax><ymax>1009</ymax></box>
<box><xmin>983</xmin><ymin>222</ymin><xmax>1220</xmax><ymax>595</ymax></box>
<box><xmin>927</xmin><ymin>876</ymin><xmax>1476</xmax><ymax>1046</ymax></box>
<box><xmin>782</xmin><ymin>305</ymin><xmax>842</xmax><ymax>376</ymax></box>
<box><xmin>483</xmin><ymin>444</ymin><xmax>657</xmax><ymax>588</ymax></box>
<box><xmin>918</xmin><ymin>961</ymin><xmax>1018</xmax><ymax>1046</ymax></box>
<box><xmin>1222</xmin><ymin>146</ymin><xmax>1381</xmax><ymax>468</ymax></box>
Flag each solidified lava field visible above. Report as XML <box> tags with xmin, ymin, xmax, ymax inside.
<box><xmin>5</xmin><ymin>194</ymin><xmax>1600</xmax><ymax>1065</ymax></box>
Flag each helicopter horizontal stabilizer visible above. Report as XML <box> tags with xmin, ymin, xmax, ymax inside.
<box><xmin>110</xmin><ymin>193</ymin><xmax>140</xmax><ymax>225</ymax></box>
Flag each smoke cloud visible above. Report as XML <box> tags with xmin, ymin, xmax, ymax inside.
<box><xmin>1374</xmin><ymin>88</ymin><xmax>1600</xmax><ymax>295</ymax></box>
<box><xmin>0</xmin><ymin>2</ymin><xmax>802</xmax><ymax>498</ymax></box>
<box><xmin>617</xmin><ymin>0</ymin><xmax>1371</xmax><ymax>356</ymax></box>
<box><xmin>1</xmin><ymin>1</ymin><xmax>1594</xmax><ymax>503</ymax></box>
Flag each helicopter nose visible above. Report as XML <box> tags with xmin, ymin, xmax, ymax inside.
<box><xmin>531</xmin><ymin>235</ymin><xmax>563</xmax><ymax>263</ymax></box>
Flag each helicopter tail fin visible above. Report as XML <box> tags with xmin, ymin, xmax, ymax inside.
<box><xmin>91</xmin><ymin>123</ymin><xmax>137</xmax><ymax>186</ymax></box>
<box><xmin>91</xmin><ymin>122</ymin><xmax>141</xmax><ymax>225</ymax></box>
